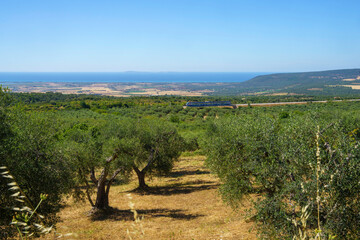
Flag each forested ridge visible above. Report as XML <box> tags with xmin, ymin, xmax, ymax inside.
<box><xmin>239</xmin><ymin>68</ymin><xmax>360</xmax><ymax>95</ymax></box>
<box><xmin>1</xmin><ymin>88</ymin><xmax>360</xmax><ymax>239</ymax></box>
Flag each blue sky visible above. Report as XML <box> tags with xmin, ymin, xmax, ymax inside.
<box><xmin>0</xmin><ymin>0</ymin><xmax>359</xmax><ymax>72</ymax></box>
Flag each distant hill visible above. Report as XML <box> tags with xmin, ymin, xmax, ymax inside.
<box><xmin>4</xmin><ymin>69</ymin><xmax>360</xmax><ymax>97</ymax></box>
<box><xmin>240</xmin><ymin>68</ymin><xmax>360</xmax><ymax>95</ymax></box>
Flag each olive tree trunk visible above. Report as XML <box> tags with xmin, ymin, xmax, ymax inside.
<box><xmin>133</xmin><ymin>167</ymin><xmax>148</xmax><ymax>190</ymax></box>
<box><xmin>133</xmin><ymin>149</ymin><xmax>155</xmax><ymax>190</ymax></box>
<box><xmin>89</xmin><ymin>153</ymin><xmax>122</xmax><ymax>210</ymax></box>
<box><xmin>94</xmin><ymin>176</ymin><xmax>109</xmax><ymax>209</ymax></box>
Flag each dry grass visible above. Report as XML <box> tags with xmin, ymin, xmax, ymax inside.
<box><xmin>46</xmin><ymin>156</ymin><xmax>255</xmax><ymax>240</ymax></box>
<box><xmin>266</xmin><ymin>92</ymin><xmax>291</xmax><ymax>96</ymax></box>
<box><xmin>10</xmin><ymin>83</ymin><xmax>209</xmax><ymax>97</ymax></box>
<box><xmin>342</xmin><ymin>85</ymin><xmax>360</xmax><ymax>89</ymax></box>
<box><xmin>127</xmin><ymin>90</ymin><xmax>204</xmax><ymax>96</ymax></box>
<box><xmin>307</xmin><ymin>88</ymin><xmax>323</xmax><ymax>91</ymax></box>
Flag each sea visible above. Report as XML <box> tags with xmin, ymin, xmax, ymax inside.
<box><xmin>0</xmin><ymin>72</ymin><xmax>266</xmax><ymax>83</ymax></box>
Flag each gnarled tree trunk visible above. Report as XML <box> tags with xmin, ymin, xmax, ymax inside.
<box><xmin>89</xmin><ymin>153</ymin><xmax>122</xmax><ymax>210</ymax></box>
<box><xmin>133</xmin><ymin>167</ymin><xmax>148</xmax><ymax>190</ymax></box>
<box><xmin>133</xmin><ymin>149</ymin><xmax>155</xmax><ymax>190</ymax></box>
<box><xmin>94</xmin><ymin>177</ymin><xmax>109</xmax><ymax>209</ymax></box>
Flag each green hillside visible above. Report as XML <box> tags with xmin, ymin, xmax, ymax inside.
<box><xmin>240</xmin><ymin>68</ymin><xmax>360</xmax><ymax>95</ymax></box>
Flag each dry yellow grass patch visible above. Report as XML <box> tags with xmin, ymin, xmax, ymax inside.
<box><xmin>342</xmin><ymin>85</ymin><xmax>360</xmax><ymax>90</ymax></box>
<box><xmin>127</xmin><ymin>89</ymin><xmax>204</xmax><ymax>96</ymax></box>
<box><xmin>268</xmin><ymin>92</ymin><xmax>288</xmax><ymax>96</ymax></box>
<box><xmin>307</xmin><ymin>88</ymin><xmax>323</xmax><ymax>91</ymax></box>
<box><xmin>46</xmin><ymin>156</ymin><xmax>255</xmax><ymax>240</ymax></box>
<box><xmin>10</xmin><ymin>83</ymin><xmax>210</xmax><ymax>96</ymax></box>
<box><xmin>79</xmin><ymin>87</ymin><xmax>113</xmax><ymax>93</ymax></box>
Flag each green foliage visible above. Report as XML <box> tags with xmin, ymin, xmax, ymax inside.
<box><xmin>3</xmin><ymin>89</ymin><xmax>360</xmax><ymax>236</ymax></box>
<box><xmin>279</xmin><ymin>110</ymin><xmax>289</xmax><ymax>119</ymax></box>
<box><xmin>59</xmin><ymin>117</ymin><xmax>184</xmax><ymax>204</ymax></box>
<box><xmin>0</xmin><ymin>88</ymin><xmax>73</xmax><ymax>237</ymax></box>
<box><xmin>241</xmin><ymin>68</ymin><xmax>360</xmax><ymax>95</ymax></box>
<box><xmin>59</xmin><ymin>119</ymin><xmax>134</xmax><ymax>206</ymax></box>
<box><xmin>80</xmin><ymin>100</ymin><xmax>90</xmax><ymax>109</ymax></box>
<box><xmin>0</xmin><ymin>86</ymin><xmax>12</xmax><ymax>107</ymax></box>
<box><xmin>6</xmin><ymin>112</ymin><xmax>73</xmax><ymax>219</ymax></box>
<box><xmin>169</xmin><ymin>114</ymin><xmax>180</xmax><ymax>123</ymax></box>
<box><xmin>205</xmin><ymin>112</ymin><xmax>360</xmax><ymax>239</ymax></box>
<box><xmin>1</xmin><ymin>166</ymin><xmax>53</xmax><ymax>239</ymax></box>
<box><xmin>115</xmin><ymin>119</ymin><xmax>184</xmax><ymax>176</ymax></box>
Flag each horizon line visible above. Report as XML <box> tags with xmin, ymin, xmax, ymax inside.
<box><xmin>0</xmin><ymin>68</ymin><xmax>359</xmax><ymax>74</ymax></box>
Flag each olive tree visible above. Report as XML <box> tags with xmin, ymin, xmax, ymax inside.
<box><xmin>60</xmin><ymin>121</ymin><xmax>133</xmax><ymax>210</ymax></box>
<box><xmin>122</xmin><ymin>120</ymin><xmax>184</xmax><ymax>190</ymax></box>
<box><xmin>61</xmin><ymin>118</ymin><xmax>183</xmax><ymax>210</ymax></box>
<box><xmin>205</xmin><ymin>113</ymin><xmax>360</xmax><ymax>239</ymax></box>
<box><xmin>0</xmin><ymin>87</ymin><xmax>14</xmax><ymax>238</ymax></box>
<box><xmin>1</xmin><ymin>104</ymin><xmax>73</xmax><ymax>236</ymax></box>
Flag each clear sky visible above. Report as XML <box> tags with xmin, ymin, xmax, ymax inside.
<box><xmin>1</xmin><ymin>0</ymin><xmax>359</xmax><ymax>72</ymax></box>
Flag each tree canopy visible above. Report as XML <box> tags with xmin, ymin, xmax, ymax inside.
<box><xmin>0</xmin><ymin>89</ymin><xmax>73</xmax><ymax>237</ymax></box>
<box><xmin>121</xmin><ymin>120</ymin><xmax>184</xmax><ymax>190</ymax></box>
<box><xmin>205</xmin><ymin>113</ymin><xmax>360</xmax><ymax>239</ymax></box>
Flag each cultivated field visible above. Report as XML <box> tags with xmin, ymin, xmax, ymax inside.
<box><xmin>5</xmin><ymin>82</ymin><xmax>213</xmax><ymax>97</ymax></box>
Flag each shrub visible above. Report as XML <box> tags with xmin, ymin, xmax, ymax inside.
<box><xmin>205</xmin><ymin>113</ymin><xmax>360</xmax><ymax>239</ymax></box>
<box><xmin>0</xmin><ymin>91</ymin><xmax>73</xmax><ymax>236</ymax></box>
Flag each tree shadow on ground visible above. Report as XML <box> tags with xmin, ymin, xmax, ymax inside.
<box><xmin>169</xmin><ymin>169</ymin><xmax>210</xmax><ymax>178</ymax></box>
<box><xmin>129</xmin><ymin>180</ymin><xmax>219</xmax><ymax>196</ymax></box>
<box><xmin>90</xmin><ymin>207</ymin><xmax>203</xmax><ymax>221</ymax></box>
